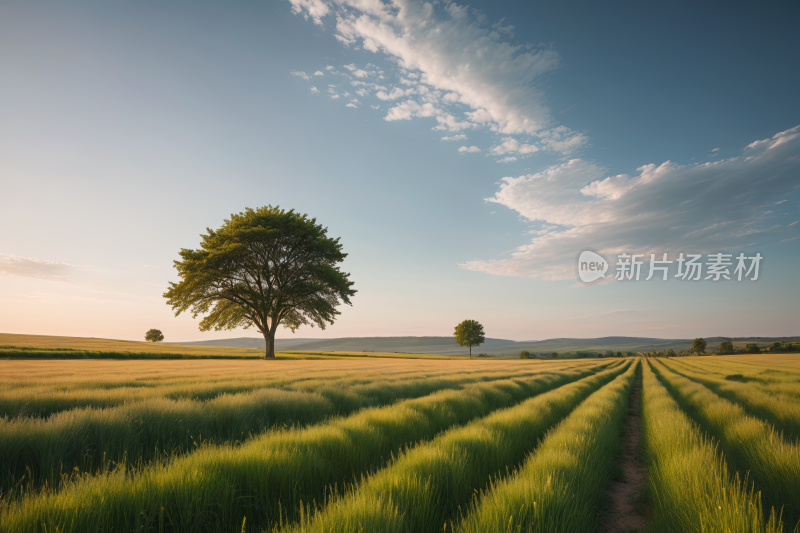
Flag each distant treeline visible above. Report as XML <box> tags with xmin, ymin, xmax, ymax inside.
<box><xmin>644</xmin><ymin>341</ymin><xmax>800</xmax><ymax>358</ymax></box>
<box><xmin>519</xmin><ymin>350</ymin><xmax>636</xmax><ymax>360</ymax></box>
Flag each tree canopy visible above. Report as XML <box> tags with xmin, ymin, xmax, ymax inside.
<box><xmin>144</xmin><ymin>329</ymin><xmax>164</xmax><ymax>342</ymax></box>
<box><xmin>454</xmin><ymin>319</ymin><xmax>485</xmax><ymax>358</ymax></box>
<box><xmin>692</xmin><ymin>337</ymin><xmax>707</xmax><ymax>354</ymax></box>
<box><xmin>164</xmin><ymin>206</ymin><xmax>356</xmax><ymax>358</ymax></box>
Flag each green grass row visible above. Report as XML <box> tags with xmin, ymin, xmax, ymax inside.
<box><xmin>650</xmin><ymin>360</ymin><xmax>800</xmax><ymax>529</ymax></box>
<box><xmin>641</xmin><ymin>361</ymin><xmax>780</xmax><ymax>532</ymax></box>
<box><xmin>453</xmin><ymin>361</ymin><xmax>638</xmax><ymax>533</ymax></box>
<box><xmin>0</xmin><ymin>364</ymin><xmax>619</xmax><ymax>532</ymax></box>
<box><xmin>661</xmin><ymin>359</ymin><xmax>800</xmax><ymax>442</ymax></box>
<box><xmin>665</xmin><ymin>358</ymin><xmax>800</xmax><ymax>403</ymax></box>
<box><xmin>283</xmin><ymin>361</ymin><xmax>632</xmax><ymax>533</ymax></box>
<box><xmin>0</xmin><ymin>369</ymin><xmax>593</xmax><ymax>496</ymax></box>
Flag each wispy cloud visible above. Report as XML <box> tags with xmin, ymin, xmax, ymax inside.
<box><xmin>290</xmin><ymin>69</ymin><xmax>311</xmax><ymax>81</ymax></box>
<box><xmin>496</xmin><ymin>156</ymin><xmax>517</xmax><ymax>163</ymax></box>
<box><xmin>461</xmin><ymin>126</ymin><xmax>800</xmax><ymax>280</ymax></box>
<box><xmin>288</xmin><ymin>0</ymin><xmax>586</xmax><ymax>155</ymax></box>
<box><xmin>0</xmin><ymin>254</ymin><xmax>75</xmax><ymax>281</ymax></box>
<box><xmin>441</xmin><ymin>134</ymin><xmax>468</xmax><ymax>141</ymax></box>
<box><xmin>458</xmin><ymin>146</ymin><xmax>481</xmax><ymax>153</ymax></box>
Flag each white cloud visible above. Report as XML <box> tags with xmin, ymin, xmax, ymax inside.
<box><xmin>441</xmin><ymin>134</ymin><xmax>468</xmax><ymax>141</ymax></box>
<box><xmin>325</xmin><ymin>65</ymin><xmax>334</xmax><ymax>70</ymax></box>
<box><xmin>0</xmin><ymin>254</ymin><xmax>75</xmax><ymax>281</ymax></box>
<box><xmin>458</xmin><ymin>146</ymin><xmax>481</xmax><ymax>153</ymax></box>
<box><xmin>496</xmin><ymin>156</ymin><xmax>517</xmax><ymax>163</ymax></box>
<box><xmin>325</xmin><ymin>0</ymin><xmax>560</xmax><ymax>135</ymax></box>
<box><xmin>376</xmin><ymin>87</ymin><xmax>407</xmax><ymax>100</ymax></box>
<box><xmin>289</xmin><ymin>0</ymin><xmax>583</xmax><ymax>151</ymax></box>
<box><xmin>711</xmin><ymin>147</ymin><xmax>720</xmax><ymax>152</ymax></box>
<box><xmin>288</xmin><ymin>0</ymin><xmax>330</xmax><ymax>25</ymax></box>
<box><xmin>346</xmin><ymin>103</ymin><xmax>357</xmax><ymax>108</ymax></box>
<box><xmin>384</xmin><ymin>100</ymin><xmax>438</xmax><ymax>121</ymax></box>
<box><xmin>536</xmin><ymin>125</ymin><xmax>587</xmax><ymax>154</ymax></box>
<box><xmin>490</xmin><ymin>137</ymin><xmax>520</xmax><ymax>155</ymax></box>
<box><xmin>314</xmin><ymin>71</ymin><xmax>324</xmax><ymax>76</ymax></box>
<box><xmin>330</xmin><ymin>94</ymin><xmax>340</xmax><ymax>100</ymax></box>
<box><xmin>371</xmin><ymin>104</ymin><xmax>381</xmax><ymax>109</ymax></box>
<box><xmin>461</xmin><ymin>126</ymin><xmax>800</xmax><ymax>280</ymax></box>
<box><xmin>290</xmin><ymin>69</ymin><xmax>311</xmax><ymax>81</ymax></box>
<box><xmin>310</xmin><ymin>86</ymin><xmax>320</xmax><ymax>93</ymax></box>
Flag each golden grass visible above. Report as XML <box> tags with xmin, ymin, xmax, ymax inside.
<box><xmin>0</xmin><ymin>357</ymin><xmax>591</xmax><ymax>387</ymax></box>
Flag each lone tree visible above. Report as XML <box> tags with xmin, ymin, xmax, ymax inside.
<box><xmin>719</xmin><ymin>341</ymin><xmax>734</xmax><ymax>355</ymax></box>
<box><xmin>454</xmin><ymin>319</ymin><xmax>485</xmax><ymax>358</ymax></box>
<box><xmin>520</xmin><ymin>350</ymin><xmax>531</xmax><ymax>359</ymax></box>
<box><xmin>164</xmin><ymin>206</ymin><xmax>356</xmax><ymax>359</ymax></box>
<box><xmin>692</xmin><ymin>337</ymin><xmax>707</xmax><ymax>355</ymax></box>
<box><xmin>145</xmin><ymin>329</ymin><xmax>164</xmax><ymax>342</ymax></box>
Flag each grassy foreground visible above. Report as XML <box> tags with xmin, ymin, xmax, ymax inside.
<box><xmin>1</xmin><ymin>352</ymin><xmax>797</xmax><ymax>532</ymax></box>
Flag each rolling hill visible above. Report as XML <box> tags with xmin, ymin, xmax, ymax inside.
<box><xmin>170</xmin><ymin>335</ymin><xmax>800</xmax><ymax>356</ymax></box>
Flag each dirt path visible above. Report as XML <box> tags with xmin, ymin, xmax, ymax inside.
<box><xmin>603</xmin><ymin>377</ymin><xmax>647</xmax><ymax>532</ymax></box>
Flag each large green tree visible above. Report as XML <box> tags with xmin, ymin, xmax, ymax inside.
<box><xmin>164</xmin><ymin>206</ymin><xmax>356</xmax><ymax>359</ymax></box>
<box><xmin>454</xmin><ymin>319</ymin><xmax>485</xmax><ymax>358</ymax></box>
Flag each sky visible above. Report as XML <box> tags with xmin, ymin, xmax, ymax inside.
<box><xmin>1</xmin><ymin>1</ymin><xmax>798</xmax><ymax>342</ymax></box>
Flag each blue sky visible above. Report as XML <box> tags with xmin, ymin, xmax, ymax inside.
<box><xmin>1</xmin><ymin>1</ymin><xmax>798</xmax><ymax>342</ymax></box>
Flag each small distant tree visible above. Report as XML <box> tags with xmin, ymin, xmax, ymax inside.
<box><xmin>744</xmin><ymin>343</ymin><xmax>761</xmax><ymax>354</ymax></box>
<box><xmin>666</xmin><ymin>348</ymin><xmax>676</xmax><ymax>358</ymax></box>
<box><xmin>719</xmin><ymin>341</ymin><xmax>734</xmax><ymax>355</ymax></box>
<box><xmin>692</xmin><ymin>338</ymin><xmax>707</xmax><ymax>355</ymax></box>
<box><xmin>604</xmin><ymin>350</ymin><xmax>615</xmax><ymax>358</ymax></box>
<box><xmin>145</xmin><ymin>329</ymin><xmax>164</xmax><ymax>342</ymax></box>
<box><xmin>769</xmin><ymin>342</ymin><xmax>783</xmax><ymax>353</ymax></box>
<box><xmin>615</xmin><ymin>351</ymin><xmax>623</xmax><ymax>358</ymax></box>
<box><xmin>551</xmin><ymin>352</ymin><xmax>559</xmax><ymax>359</ymax></box>
<box><xmin>520</xmin><ymin>350</ymin><xmax>531</xmax><ymax>359</ymax></box>
<box><xmin>454</xmin><ymin>319</ymin><xmax>485</xmax><ymax>358</ymax></box>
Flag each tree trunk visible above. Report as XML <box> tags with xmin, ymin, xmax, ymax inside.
<box><xmin>469</xmin><ymin>346</ymin><xmax>472</xmax><ymax>358</ymax></box>
<box><xmin>263</xmin><ymin>330</ymin><xmax>276</xmax><ymax>359</ymax></box>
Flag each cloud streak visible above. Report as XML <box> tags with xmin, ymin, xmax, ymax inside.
<box><xmin>0</xmin><ymin>254</ymin><xmax>75</xmax><ymax>281</ymax></box>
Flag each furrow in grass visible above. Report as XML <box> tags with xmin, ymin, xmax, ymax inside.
<box><xmin>0</xmin><ymin>362</ymin><xmax>616</xmax><ymax>533</ymax></box>
<box><xmin>1</xmin><ymin>369</ymin><xmax>584</xmax><ymax>496</ymax></box>
<box><xmin>660</xmin><ymin>359</ymin><xmax>800</xmax><ymax>442</ymax></box>
<box><xmin>453</xmin><ymin>361</ymin><xmax>638</xmax><ymax>533</ymax></box>
<box><xmin>641</xmin><ymin>361</ymin><xmax>780</xmax><ymax>533</ymax></box>
<box><xmin>283</xmin><ymin>361</ymin><xmax>632</xmax><ymax>533</ymax></box>
<box><xmin>649</xmin><ymin>359</ymin><xmax>800</xmax><ymax>530</ymax></box>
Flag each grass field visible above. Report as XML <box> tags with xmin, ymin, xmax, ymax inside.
<box><xmin>0</xmin><ymin>333</ymin><xmax>468</xmax><ymax>360</ymax></box>
<box><xmin>0</xmin><ymin>348</ymin><xmax>798</xmax><ymax>532</ymax></box>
